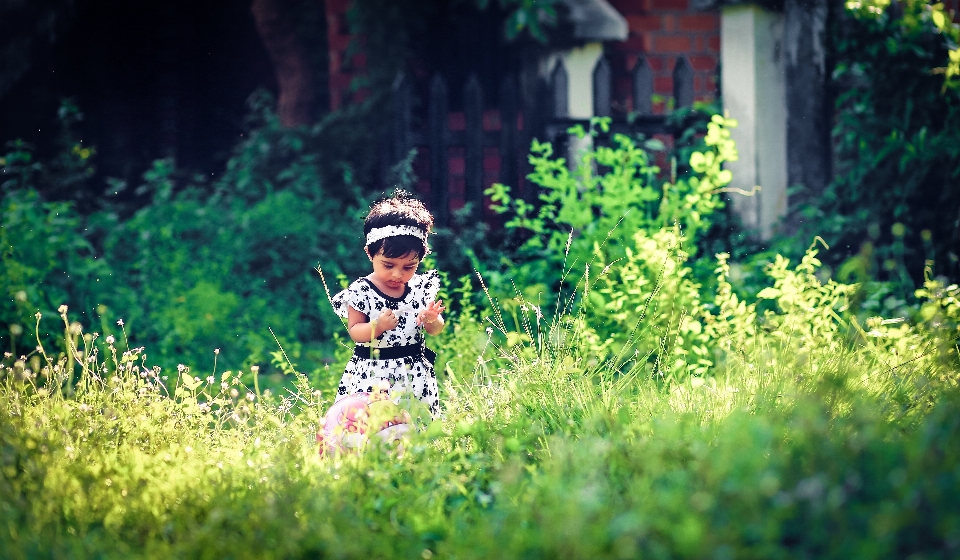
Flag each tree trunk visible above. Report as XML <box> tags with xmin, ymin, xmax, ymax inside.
<box><xmin>251</xmin><ymin>0</ymin><xmax>314</xmax><ymax>127</ymax></box>
<box><xmin>783</xmin><ymin>0</ymin><xmax>833</xmax><ymax>227</ymax></box>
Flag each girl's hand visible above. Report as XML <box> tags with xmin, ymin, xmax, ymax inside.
<box><xmin>417</xmin><ymin>300</ymin><xmax>444</xmax><ymax>326</ymax></box>
<box><xmin>376</xmin><ymin>308</ymin><xmax>399</xmax><ymax>333</ymax></box>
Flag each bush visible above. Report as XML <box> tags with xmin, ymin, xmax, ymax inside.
<box><xmin>1</xmin><ymin>231</ymin><xmax>958</xmax><ymax>558</ymax></box>
<box><xmin>791</xmin><ymin>0</ymin><xmax>960</xmax><ymax>286</ymax></box>
<box><xmin>1</xmin><ymin>95</ymin><xmax>387</xmax><ymax>381</ymax></box>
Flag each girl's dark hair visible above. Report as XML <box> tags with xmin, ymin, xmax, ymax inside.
<box><xmin>364</xmin><ymin>190</ymin><xmax>434</xmax><ymax>259</ymax></box>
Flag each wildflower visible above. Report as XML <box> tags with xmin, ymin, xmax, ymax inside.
<box><xmin>207</xmin><ymin>376</ymin><xmax>215</xmax><ymax>384</ymax></box>
<box><xmin>221</xmin><ymin>381</ymin><xmax>229</xmax><ymax>390</ymax></box>
<box><xmin>3</xmin><ymin>352</ymin><xmax>10</xmax><ymax>358</ymax></box>
<box><xmin>246</xmin><ymin>392</ymin><xmax>255</xmax><ymax>402</ymax></box>
<box><xmin>8</xmin><ymin>325</ymin><xmax>22</xmax><ymax>337</ymax></box>
<box><xmin>177</xmin><ymin>364</ymin><xmax>186</xmax><ymax>373</ymax></box>
<box><xmin>184</xmin><ymin>446</ymin><xmax>193</xmax><ymax>453</ymax></box>
<box><xmin>230</xmin><ymin>388</ymin><xmax>239</xmax><ymax>398</ymax></box>
<box><xmin>214</xmin><ymin>348</ymin><xmax>220</xmax><ymax>355</ymax></box>
<box><xmin>485</xmin><ymin>327</ymin><xmax>493</xmax><ymax>336</ymax></box>
<box><xmin>117</xmin><ymin>319</ymin><xmax>124</xmax><ymax>326</ymax></box>
<box><xmin>14</xmin><ymin>291</ymin><xmax>26</xmax><ymax>302</ymax></box>
<box><xmin>58</xmin><ymin>304</ymin><xmax>68</xmax><ymax>314</ymax></box>
<box><xmin>106</xmin><ymin>335</ymin><xmax>115</xmax><ymax>345</ymax></box>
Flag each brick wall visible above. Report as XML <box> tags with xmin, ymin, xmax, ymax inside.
<box><xmin>607</xmin><ymin>0</ymin><xmax>720</xmax><ymax>114</ymax></box>
<box><xmin>325</xmin><ymin>0</ymin><xmax>720</xmax><ymax>113</ymax></box>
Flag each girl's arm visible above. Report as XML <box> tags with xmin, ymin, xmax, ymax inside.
<box><xmin>347</xmin><ymin>306</ymin><xmax>398</xmax><ymax>343</ymax></box>
<box><xmin>419</xmin><ymin>300</ymin><xmax>445</xmax><ymax>336</ymax></box>
<box><xmin>423</xmin><ymin>315</ymin><xmax>445</xmax><ymax>336</ymax></box>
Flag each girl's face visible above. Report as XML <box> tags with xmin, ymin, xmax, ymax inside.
<box><xmin>367</xmin><ymin>249</ymin><xmax>420</xmax><ymax>290</ymax></box>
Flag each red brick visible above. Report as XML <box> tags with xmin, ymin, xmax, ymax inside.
<box><xmin>662</xmin><ymin>14</ymin><xmax>675</xmax><ymax>32</ymax></box>
<box><xmin>484</xmin><ymin>153</ymin><xmax>500</xmax><ymax>172</ymax></box>
<box><xmin>653</xmin><ymin>35</ymin><xmax>692</xmax><ymax>52</ymax></box>
<box><xmin>483</xmin><ymin>109</ymin><xmax>500</xmax><ymax>130</ymax></box>
<box><xmin>650</xmin><ymin>0</ymin><xmax>688</xmax><ymax>10</ymax></box>
<box><xmin>654</xmin><ymin>76</ymin><xmax>673</xmax><ymax>94</ymax></box>
<box><xmin>608</xmin><ymin>0</ymin><xmax>648</xmax><ymax>14</ymax></box>
<box><xmin>688</xmin><ymin>55</ymin><xmax>716</xmax><ymax>71</ymax></box>
<box><xmin>707</xmin><ymin>34</ymin><xmax>721</xmax><ymax>52</ymax></box>
<box><xmin>626</xmin><ymin>14</ymin><xmax>663</xmax><ymax>32</ymax></box>
<box><xmin>646</xmin><ymin>56</ymin><xmax>665</xmax><ymax>72</ymax></box>
<box><xmin>679</xmin><ymin>14</ymin><xmax>719</xmax><ymax>32</ymax></box>
<box><xmin>449</xmin><ymin>111</ymin><xmax>465</xmax><ymax>131</ymax></box>
<box><xmin>621</xmin><ymin>34</ymin><xmax>651</xmax><ymax>51</ymax></box>
<box><xmin>448</xmin><ymin>155</ymin><xmax>465</xmax><ymax>175</ymax></box>
<box><xmin>449</xmin><ymin>176</ymin><xmax>465</xmax><ymax>197</ymax></box>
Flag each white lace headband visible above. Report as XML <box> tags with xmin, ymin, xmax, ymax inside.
<box><xmin>365</xmin><ymin>225</ymin><xmax>429</xmax><ymax>250</ymax></box>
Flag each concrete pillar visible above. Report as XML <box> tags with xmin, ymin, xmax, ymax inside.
<box><xmin>720</xmin><ymin>4</ymin><xmax>788</xmax><ymax>240</ymax></box>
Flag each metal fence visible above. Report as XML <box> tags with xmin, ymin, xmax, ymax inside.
<box><xmin>386</xmin><ymin>54</ymin><xmax>708</xmax><ymax>225</ymax></box>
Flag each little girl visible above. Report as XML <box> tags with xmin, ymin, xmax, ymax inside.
<box><xmin>330</xmin><ymin>192</ymin><xmax>445</xmax><ymax>417</ymax></box>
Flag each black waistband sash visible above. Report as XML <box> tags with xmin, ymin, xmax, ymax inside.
<box><xmin>354</xmin><ymin>343</ymin><xmax>436</xmax><ymax>364</ymax></box>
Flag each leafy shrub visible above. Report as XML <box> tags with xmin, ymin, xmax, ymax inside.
<box><xmin>1</xmin><ymin>230</ymin><xmax>958</xmax><ymax>558</ymax></box>
<box><xmin>790</xmin><ymin>0</ymin><xmax>960</xmax><ymax>286</ymax></box>
<box><xmin>1</xmin><ymin>141</ymin><xmax>109</xmax><ymax>357</ymax></box>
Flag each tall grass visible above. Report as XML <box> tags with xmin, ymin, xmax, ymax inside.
<box><xmin>1</xmin><ymin>238</ymin><xmax>958</xmax><ymax>558</ymax></box>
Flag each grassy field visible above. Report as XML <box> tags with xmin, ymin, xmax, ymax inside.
<box><xmin>2</xmin><ymin>242</ymin><xmax>959</xmax><ymax>559</ymax></box>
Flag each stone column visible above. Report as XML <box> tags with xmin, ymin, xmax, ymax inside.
<box><xmin>720</xmin><ymin>3</ymin><xmax>788</xmax><ymax>239</ymax></box>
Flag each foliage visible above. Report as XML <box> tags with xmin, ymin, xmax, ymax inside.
<box><xmin>1</xmin><ymin>234</ymin><xmax>959</xmax><ymax>558</ymax></box>
<box><xmin>790</xmin><ymin>0</ymin><xmax>960</xmax><ymax>289</ymax></box>
<box><xmin>1</xmin><ymin>140</ymin><xmax>108</xmax><ymax>358</ymax></box>
<box><xmin>481</xmin><ymin>115</ymin><xmax>738</xmax><ymax>373</ymax></box>
<box><xmin>1</xmin><ymin>95</ymin><xmax>386</xmax><ymax>380</ymax></box>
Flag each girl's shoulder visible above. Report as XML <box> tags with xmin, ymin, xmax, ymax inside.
<box><xmin>331</xmin><ymin>277</ymin><xmax>375</xmax><ymax>318</ymax></box>
<box><xmin>347</xmin><ymin>276</ymin><xmax>374</xmax><ymax>292</ymax></box>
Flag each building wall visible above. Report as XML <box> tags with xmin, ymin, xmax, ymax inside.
<box><xmin>325</xmin><ymin>0</ymin><xmax>720</xmax><ymax>113</ymax></box>
<box><xmin>607</xmin><ymin>0</ymin><xmax>720</xmax><ymax>113</ymax></box>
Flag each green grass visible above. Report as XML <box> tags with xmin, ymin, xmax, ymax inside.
<box><xmin>2</xmin><ymin>249</ymin><xmax>959</xmax><ymax>559</ymax></box>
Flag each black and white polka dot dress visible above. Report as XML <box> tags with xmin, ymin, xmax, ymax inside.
<box><xmin>331</xmin><ymin>270</ymin><xmax>441</xmax><ymax>416</ymax></box>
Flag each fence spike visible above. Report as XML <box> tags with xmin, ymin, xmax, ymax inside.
<box><xmin>631</xmin><ymin>57</ymin><xmax>653</xmax><ymax>115</ymax></box>
<box><xmin>429</xmin><ymin>73</ymin><xmax>449</xmax><ymax>226</ymax></box>
<box><xmin>392</xmin><ymin>71</ymin><xmax>412</xmax><ymax>164</ymax></box>
<box><xmin>499</xmin><ymin>75</ymin><xmax>518</xmax><ymax>190</ymax></box>
<box><xmin>673</xmin><ymin>56</ymin><xmax>694</xmax><ymax>109</ymax></box>
<box><xmin>464</xmin><ymin>74</ymin><xmax>483</xmax><ymax>219</ymax></box>
<box><xmin>551</xmin><ymin>60</ymin><xmax>569</xmax><ymax>118</ymax></box>
<box><xmin>593</xmin><ymin>55</ymin><xmax>612</xmax><ymax>117</ymax></box>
